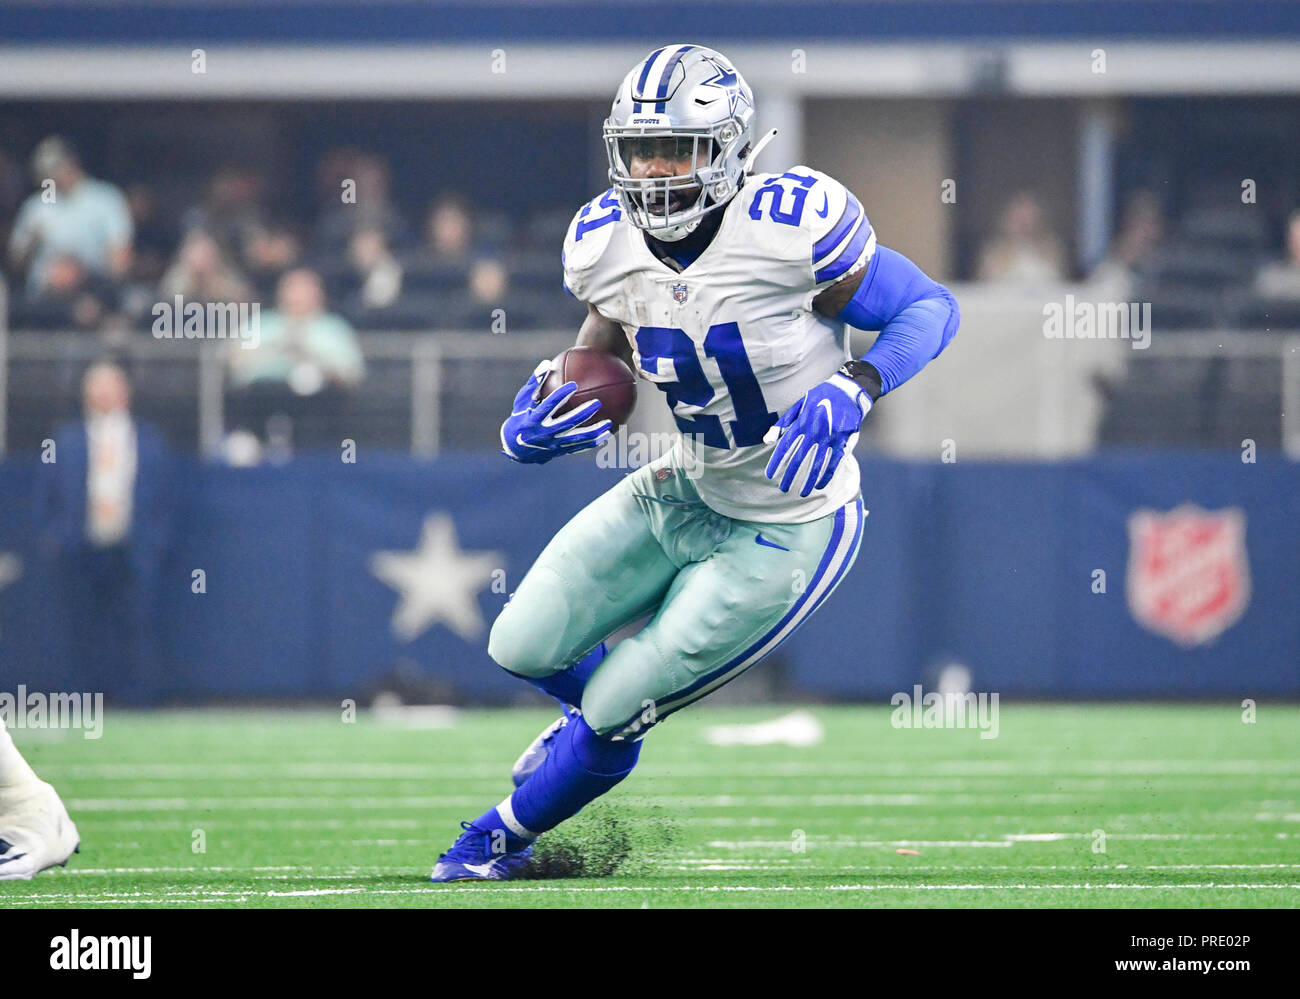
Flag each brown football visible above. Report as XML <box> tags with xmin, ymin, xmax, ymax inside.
<box><xmin>540</xmin><ymin>346</ymin><xmax>638</xmax><ymax>430</ymax></box>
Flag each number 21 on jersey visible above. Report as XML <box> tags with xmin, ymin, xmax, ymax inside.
<box><xmin>634</xmin><ymin>322</ymin><xmax>778</xmax><ymax>448</ymax></box>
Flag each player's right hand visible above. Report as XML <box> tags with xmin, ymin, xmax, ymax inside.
<box><xmin>499</xmin><ymin>359</ymin><xmax>613</xmax><ymax>464</ymax></box>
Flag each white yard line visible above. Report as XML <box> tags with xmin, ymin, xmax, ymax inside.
<box><xmin>5</xmin><ymin>882</ymin><xmax>1299</xmax><ymax>906</ymax></box>
<box><xmin>85</xmin><ymin>817</ymin><xmax>426</xmax><ymax>829</ymax></box>
<box><xmin>702</xmin><ymin>832</ymin><xmax>1289</xmax><ymax>848</ymax></box>
<box><xmin>35</xmin><ymin>760</ymin><xmax>1300</xmax><ymax>780</ymax></box>
<box><xmin>89</xmin><ymin>814</ymin><xmax>1240</xmax><ymax>830</ymax></box>
<box><xmin>700</xmin><ymin>860</ymin><xmax>1300</xmax><ymax>868</ymax></box>
<box><xmin>34</xmin><ymin>861</ymin><xmax>1300</xmax><ymax>878</ymax></box>
<box><xmin>67</xmin><ymin>791</ymin><xmax>1204</xmax><ymax>811</ymax></box>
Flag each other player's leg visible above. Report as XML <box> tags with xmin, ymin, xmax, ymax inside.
<box><xmin>0</xmin><ymin>716</ymin><xmax>80</xmax><ymax>880</ymax></box>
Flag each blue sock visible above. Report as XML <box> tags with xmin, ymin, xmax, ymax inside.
<box><xmin>505</xmin><ymin>643</ymin><xmax>606</xmax><ymax>707</ymax></box>
<box><xmin>481</xmin><ymin>715</ymin><xmax>641</xmax><ymax>841</ymax></box>
<box><xmin>470</xmin><ymin>804</ymin><xmax>534</xmax><ymax>853</ymax></box>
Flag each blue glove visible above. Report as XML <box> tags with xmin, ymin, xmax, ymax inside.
<box><xmin>763</xmin><ymin>372</ymin><xmax>872</xmax><ymax>496</ymax></box>
<box><xmin>500</xmin><ymin>359</ymin><xmax>613</xmax><ymax>464</ymax></box>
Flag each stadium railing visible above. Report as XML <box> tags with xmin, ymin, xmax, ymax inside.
<box><xmin>1</xmin><ymin>326</ymin><xmax>1298</xmax><ymax>459</ymax></box>
<box><xmin>0</xmin><ymin>329</ymin><xmax>574</xmax><ymax>458</ymax></box>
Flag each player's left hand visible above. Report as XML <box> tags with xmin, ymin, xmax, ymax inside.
<box><xmin>763</xmin><ymin>373</ymin><xmax>872</xmax><ymax>497</ymax></box>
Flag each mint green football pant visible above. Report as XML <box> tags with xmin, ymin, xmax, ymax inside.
<box><xmin>488</xmin><ymin>453</ymin><xmax>866</xmax><ymax>740</ymax></box>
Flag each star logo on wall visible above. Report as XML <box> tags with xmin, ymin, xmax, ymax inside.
<box><xmin>370</xmin><ymin>514</ymin><xmax>503</xmax><ymax>643</ymax></box>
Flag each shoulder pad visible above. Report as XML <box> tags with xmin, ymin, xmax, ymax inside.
<box><xmin>744</xmin><ymin>166</ymin><xmax>876</xmax><ymax>293</ymax></box>
<box><xmin>562</xmin><ymin>189</ymin><xmax>624</xmax><ymax>301</ymax></box>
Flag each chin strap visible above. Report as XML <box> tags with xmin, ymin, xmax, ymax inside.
<box><xmin>648</xmin><ymin>217</ymin><xmax>699</xmax><ymax>243</ymax></box>
<box><xmin>744</xmin><ymin>128</ymin><xmax>779</xmax><ymax>174</ymax></box>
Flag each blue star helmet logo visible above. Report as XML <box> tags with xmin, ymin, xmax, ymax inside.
<box><xmin>700</xmin><ymin>57</ymin><xmax>750</xmax><ymax>118</ymax></box>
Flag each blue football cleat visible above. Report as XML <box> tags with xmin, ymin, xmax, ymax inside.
<box><xmin>430</xmin><ymin>821</ymin><xmax>534</xmax><ymax>883</ymax></box>
<box><xmin>511</xmin><ymin>706</ymin><xmax>581</xmax><ymax>787</ymax></box>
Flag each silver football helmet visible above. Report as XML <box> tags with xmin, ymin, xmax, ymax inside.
<box><xmin>604</xmin><ymin>44</ymin><xmax>767</xmax><ymax>242</ymax></box>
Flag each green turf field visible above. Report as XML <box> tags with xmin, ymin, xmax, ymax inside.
<box><xmin>2</xmin><ymin>703</ymin><xmax>1297</xmax><ymax>908</ymax></box>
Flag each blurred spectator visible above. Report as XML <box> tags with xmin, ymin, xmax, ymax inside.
<box><xmin>240</xmin><ymin>222</ymin><xmax>302</xmax><ymax>298</ymax></box>
<box><xmin>0</xmin><ymin>147</ymin><xmax>27</xmax><ymax>251</ymax></box>
<box><xmin>124</xmin><ymin>182</ymin><xmax>177</xmax><ymax>284</ymax></box>
<box><xmin>160</xmin><ymin>228</ymin><xmax>254</xmax><ymax>305</ymax></box>
<box><xmin>468</xmin><ymin>257</ymin><xmax>508</xmax><ymax>306</ymax></box>
<box><xmin>1254</xmin><ymin>210</ymin><xmax>1300</xmax><ymax>299</ymax></box>
<box><xmin>421</xmin><ymin>194</ymin><xmax>518</xmax><ymax>326</ymax></box>
<box><xmin>425</xmin><ymin>194</ymin><xmax>475</xmax><ymax>263</ymax></box>
<box><xmin>13</xmin><ymin>253</ymin><xmax>120</xmax><ymax>332</ymax></box>
<box><xmin>315</xmin><ymin>146</ymin><xmax>364</xmax><ymax>207</ymax></box>
<box><xmin>315</xmin><ymin>153</ymin><xmax>410</xmax><ymax>253</ymax></box>
<box><xmin>8</xmin><ymin>136</ymin><xmax>133</xmax><ymax>296</ymax></box>
<box><xmin>348</xmin><ymin>227</ymin><xmax>403</xmax><ymax>309</ymax></box>
<box><xmin>35</xmin><ymin>361</ymin><xmax>174</xmax><ymax>703</ymax></box>
<box><xmin>1090</xmin><ymin>188</ymin><xmax>1166</xmax><ymax>291</ymax></box>
<box><xmin>978</xmin><ymin>191</ymin><xmax>1066</xmax><ymax>284</ymax></box>
<box><xmin>226</xmin><ymin>268</ymin><xmax>365</xmax><ymax>457</ymax></box>
<box><xmin>181</xmin><ymin>164</ymin><xmax>266</xmax><ymax>260</ymax></box>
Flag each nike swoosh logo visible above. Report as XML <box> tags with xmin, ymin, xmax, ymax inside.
<box><xmin>516</xmin><ymin>433</ymin><xmax>548</xmax><ymax>452</ymax></box>
<box><xmin>755</xmin><ymin>533</ymin><xmax>790</xmax><ymax>551</ymax></box>
<box><xmin>815</xmin><ymin>193</ymin><xmax>829</xmax><ymax>218</ymax></box>
<box><xmin>462</xmin><ymin>859</ymin><xmax>501</xmax><ymax>877</ymax></box>
<box><xmin>633</xmin><ymin>493</ymin><xmax>685</xmax><ymax>504</ymax></box>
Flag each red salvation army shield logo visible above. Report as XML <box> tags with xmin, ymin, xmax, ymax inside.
<box><xmin>1126</xmin><ymin>505</ymin><xmax>1250</xmax><ymax>647</ymax></box>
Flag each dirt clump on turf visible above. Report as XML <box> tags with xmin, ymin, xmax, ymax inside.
<box><xmin>521</xmin><ymin>801</ymin><xmax>678</xmax><ymax>879</ymax></box>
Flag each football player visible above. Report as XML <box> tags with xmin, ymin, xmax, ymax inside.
<box><xmin>0</xmin><ymin>717</ymin><xmax>80</xmax><ymax>880</ymax></box>
<box><xmin>431</xmin><ymin>44</ymin><xmax>958</xmax><ymax>881</ymax></box>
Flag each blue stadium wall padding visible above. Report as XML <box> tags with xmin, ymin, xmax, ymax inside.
<box><xmin>0</xmin><ymin>451</ymin><xmax>1296</xmax><ymax>702</ymax></box>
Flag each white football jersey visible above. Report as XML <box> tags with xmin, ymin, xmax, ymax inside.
<box><xmin>562</xmin><ymin>166</ymin><xmax>877</xmax><ymax>524</ymax></box>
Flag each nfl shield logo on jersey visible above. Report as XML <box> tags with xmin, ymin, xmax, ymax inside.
<box><xmin>1125</xmin><ymin>505</ymin><xmax>1250</xmax><ymax>647</ymax></box>
<box><xmin>672</xmin><ymin>282</ymin><xmax>689</xmax><ymax>304</ymax></box>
